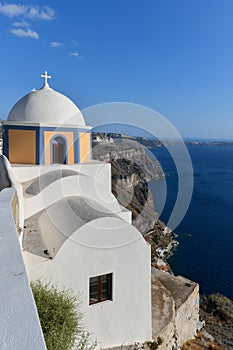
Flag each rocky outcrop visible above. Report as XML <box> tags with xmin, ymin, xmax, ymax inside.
<box><xmin>151</xmin><ymin>268</ymin><xmax>199</xmax><ymax>349</ymax></box>
<box><xmin>110</xmin><ymin>158</ymin><xmax>158</xmax><ymax>234</ymax></box>
<box><xmin>200</xmin><ymin>294</ymin><xmax>233</xmax><ymax>349</ymax></box>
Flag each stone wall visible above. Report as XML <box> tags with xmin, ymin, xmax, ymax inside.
<box><xmin>175</xmin><ymin>285</ymin><xmax>199</xmax><ymax>346</ymax></box>
<box><xmin>151</xmin><ymin>268</ymin><xmax>199</xmax><ymax>350</ymax></box>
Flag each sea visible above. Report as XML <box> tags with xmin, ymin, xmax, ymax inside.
<box><xmin>150</xmin><ymin>144</ymin><xmax>233</xmax><ymax>300</ymax></box>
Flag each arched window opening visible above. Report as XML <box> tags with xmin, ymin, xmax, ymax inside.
<box><xmin>51</xmin><ymin>136</ymin><xmax>67</xmax><ymax>164</ymax></box>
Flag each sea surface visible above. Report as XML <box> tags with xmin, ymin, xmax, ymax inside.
<box><xmin>150</xmin><ymin>144</ymin><xmax>233</xmax><ymax>299</ymax></box>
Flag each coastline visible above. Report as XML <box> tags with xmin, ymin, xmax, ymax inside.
<box><xmin>92</xmin><ymin>136</ymin><xmax>233</xmax><ymax>348</ymax></box>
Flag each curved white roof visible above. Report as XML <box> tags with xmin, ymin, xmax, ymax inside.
<box><xmin>7</xmin><ymin>74</ymin><xmax>86</xmax><ymax>126</ymax></box>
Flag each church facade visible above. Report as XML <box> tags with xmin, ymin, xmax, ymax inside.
<box><xmin>2</xmin><ymin>72</ymin><xmax>91</xmax><ymax>165</ymax></box>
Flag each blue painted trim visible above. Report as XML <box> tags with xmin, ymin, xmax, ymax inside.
<box><xmin>50</xmin><ymin>134</ymin><xmax>68</xmax><ymax>164</ymax></box>
<box><xmin>73</xmin><ymin>129</ymin><xmax>79</xmax><ymax>163</ymax></box>
<box><xmin>40</xmin><ymin>126</ymin><xmax>87</xmax><ymax>164</ymax></box>
<box><xmin>39</xmin><ymin>126</ymin><xmax>89</xmax><ymax>133</ymax></box>
<box><xmin>2</xmin><ymin>126</ymin><xmax>9</xmax><ymax>158</ymax></box>
<box><xmin>36</xmin><ymin>129</ymin><xmax>40</xmax><ymax>164</ymax></box>
<box><xmin>39</xmin><ymin>128</ymin><xmax>45</xmax><ymax>164</ymax></box>
<box><xmin>3</xmin><ymin>125</ymin><xmax>40</xmax><ymax>131</ymax></box>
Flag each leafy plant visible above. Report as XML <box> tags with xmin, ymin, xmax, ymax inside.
<box><xmin>31</xmin><ymin>280</ymin><xmax>97</xmax><ymax>350</ymax></box>
<box><xmin>147</xmin><ymin>337</ymin><xmax>163</xmax><ymax>350</ymax></box>
<box><xmin>206</xmin><ymin>293</ymin><xmax>233</xmax><ymax>322</ymax></box>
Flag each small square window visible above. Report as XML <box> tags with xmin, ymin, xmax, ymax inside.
<box><xmin>89</xmin><ymin>273</ymin><xmax>112</xmax><ymax>305</ymax></box>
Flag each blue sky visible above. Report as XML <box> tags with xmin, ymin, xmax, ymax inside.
<box><xmin>1</xmin><ymin>0</ymin><xmax>233</xmax><ymax>139</ymax></box>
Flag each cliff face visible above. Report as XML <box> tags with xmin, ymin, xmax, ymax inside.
<box><xmin>110</xmin><ymin>158</ymin><xmax>158</xmax><ymax>234</ymax></box>
<box><xmin>92</xmin><ymin>140</ymin><xmax>163</xmax><ymax>182</ymax></box>
<box><xmin>92</xmin><ymin>141</ymin><xmax>162</xmax><ymax>233</ymax></box>
<box><xmin>92</xmin><ymin>141</ymin><xmax>176</xmax><ymax>263</ymax></box>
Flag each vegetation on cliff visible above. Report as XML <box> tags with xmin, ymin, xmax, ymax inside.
<box><xmin>200</xmin><ymin>294</ymin><xmax>233</xmax><ymax>349</ymax></box>
<box><xmin>202</xmin><ymin>293</ymin><xmax>233</xmax><ymax>322</ymax></box>
<box><xmin>181</xmin><ymin>332</ymin><xmax>224</xmax><ymax>350</ymax></box>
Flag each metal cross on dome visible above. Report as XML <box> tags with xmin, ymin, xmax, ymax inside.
<box><xmin>41</xmin><ymin>70</ymin><xmax>51</xmax><ymax>87</ymax></box>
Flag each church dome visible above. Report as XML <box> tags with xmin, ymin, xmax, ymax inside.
<box><xmin>7</xmin><ymin>71</ymin><xmax>85</xmax><ymax>126</ymax></box>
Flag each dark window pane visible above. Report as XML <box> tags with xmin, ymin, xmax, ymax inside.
<box><xmin>90</xmin><ymin>276</ymin><xmax>98</xmax><ymax>285</ymax></box>
<box><xmin>101</xmin><ymin>275</ymin><xmax>107</xmax><ymax>283</ymax></box>
<box><xmin>89</xmin><ymin>273</ymin><xmax>112</xmax><ymax>305</ymax></box>
<box><xmin>90</xmin><ymin>282</ymin><xmax>98</xmax><ymax>289</ymax></box>
<box><xmin>89</xmin><ymin>276</ymin><xmax>99</xmax><ymax>305</ymax></box>
<box><xmin>101</xmin><ymin>282</ymin><xmax>107</xmax><ymax>291</ymax></box>
<box><xmin>102</xmin><ymin>291</ymin><xmax>109</xmax><ymax>299</ymax></box>
<box><xmin>90</xmin><ymin>285</ymin><xmax>98</xmax><ymax>294</ymax></box>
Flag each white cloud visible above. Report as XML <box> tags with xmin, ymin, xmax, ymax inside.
<box><xmin>11</xmin><ymin>28</ymin><xmax>39</xmax><ymax>39</ymax></box>
<box><xmin>27</xmin><ymin>5</ymin><xmax>55</xmax><ymax>20</ymax></box>
<box><xmin>50</xmin><ymin>41</ymin><xmax>63</xmax><ymax>48</ymax></box>
<box><xmin>0</xmin><ymin>3</ymin><xmax>55</xmax><ymax>20</ymax></box>
<box><xmin>1</xmin><ymin>3</ymin><xmax>54</xmax><ymax>41</ymax></box>
<box><xmin>0</xmin><ymin>3</ymin><xmax>26</xmax><ymax>17</ymax></box>
<box><xmin>13</xmin><ymin>20</ymin><xmax>29</xmax><ymax>27</ymax></box>
<box><xmin>69</xmin><ymin>52</ymin><xmax>79</xmax><ymax>57</ymax></box>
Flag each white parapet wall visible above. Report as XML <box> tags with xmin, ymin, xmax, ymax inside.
<box><xmin>3</xmin><ymin>156</ymin><xmax>24</xmax><ymax>234</ymax></box>
<box><xmin>0</xmin><ymin>187</ymin><xmax>46</xmax><ymax>350</ymax></box>
<box><xmin>12</xmin><ymin>162</ymin><xmax>132</xmax><ymax>224</ymax></box>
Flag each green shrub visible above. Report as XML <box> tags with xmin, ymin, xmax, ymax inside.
<box><xmin>207</xmin><ymin>293</ymin><xmax>233</xmax><ymax>322</ymax></box>
<box><xmin>147</xmin><ymin>337</ymin><xmax>163</xmax><ymax>350</ymax></box>
<box><xmin>31</xmin><ymin>280</ymin><xmax>97</xmax><ymax>350</ymax></box>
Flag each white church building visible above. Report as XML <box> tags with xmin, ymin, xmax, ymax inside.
<box><xmin>2</xmin><ymin>72</ymin><xmax>152</xmax><ymax>349</ymax></box>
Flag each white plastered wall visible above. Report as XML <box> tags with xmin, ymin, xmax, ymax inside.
<box><xmin>24</xmin><ymin>217</ymin><xmax>152</xmax><ymax>349</ymax></box>
<box><xmin>13</xmin><ymin>163</ymin><xmax>132</xmax><ymax>224</ymax></box>
<box><xmin>12</xmin><ymin>161</ymin><xmax>112</xmax><ymax>193</ymax></box>
<box><xmin>24</xmin><ymin>174</ymin><xmax>121</xmax><ymax>219</ymax></box>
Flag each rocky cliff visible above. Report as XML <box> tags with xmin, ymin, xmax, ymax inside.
<box><xmin>92</xmin><ymin>139</ymin><xmax>164</xmax><ymax>182</ymax></box>
<box><xmin>92</xmin><ymin>140</ymin><xmax>176</xmax><ymax>265</ymax></box>
<box><xmin>199</xmin><ymin>294</ymin><xmax>233</xmax><ymax>349</ymax></box>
